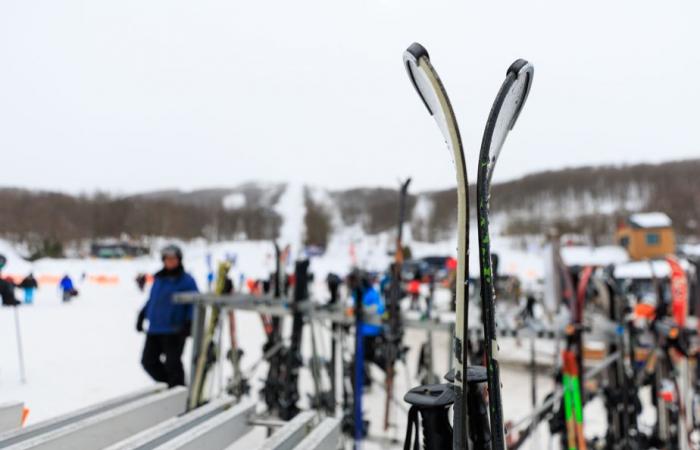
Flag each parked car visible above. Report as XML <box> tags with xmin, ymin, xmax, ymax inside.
<box><xmin>401</xmin><ymin>259</ymin><xmax>430</xmax><ymax>281</ymax></box>
<box><xmin>420</xmin><ymin>255</ymin><xmax>450</xmax><ymax>281</ymax></box>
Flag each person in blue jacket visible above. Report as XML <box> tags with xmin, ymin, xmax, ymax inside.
<box><xmin>359</xmin><ymin>277</ymin><xmax>385</xmax><ymax>338</ymax></box>
<box><xmin>59</xmin><ymin>274</ymin><xmax>76</xmax><ymax>302</ymax></box>
<box><xmin>354</xmin><ymin>275</ymin><xmax>386</xmax><ymax>388</ymax></box>
<box><xmin>137</xmin><ymin>245</ymin><xmax>198</xmax><ymax>387</ymax></box>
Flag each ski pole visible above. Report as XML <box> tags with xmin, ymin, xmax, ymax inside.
<box><xmin>14</xmin><ymin>306</ymin><xmax>27</xmax><ymax>383</ymax></box>
<box><xmin>352</xmin><ymin>273</ymin><xmax>365</xmax><ymax>450</ymax></box>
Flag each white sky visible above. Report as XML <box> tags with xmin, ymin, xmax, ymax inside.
<box><xmin>0</xmin><ymin>1</ymin><xmax>698</xmax><ymax>195</ymax></box>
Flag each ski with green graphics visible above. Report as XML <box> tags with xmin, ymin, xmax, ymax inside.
<box><xmin>475</xmin><ymin>56</ymin><xmax>534</xmax><ymax>450</ymax></box>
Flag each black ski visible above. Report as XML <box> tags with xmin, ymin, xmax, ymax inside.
<box><xmin>476</xmin><ymin>59</ymin><xmax>534</xmax><ymax>449</ymax></box>
<box><xmin>384</xmin><ymin>177</ymin><xmax>411</xmax><ymax>431</ymax></box>
<box><xmin>277</xmin><ymin>259</ymin><xmax>310</xmax><ymax>420</ymax></box>
<box><xmin>261</xmin><ymin>242</ymin><xmax>285</xmax><ymax>416</ymax></box>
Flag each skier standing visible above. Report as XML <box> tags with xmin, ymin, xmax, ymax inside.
<box><xmin>137</xmin><ymin>245</ymin><xmax>198</xmax><ymax>387</ymax></box>
<box><xmin>0</xmin><ymin>254</ymin><xmax>20</xmax><ymax>306</ymax></box>
<box><xmin>19</xmin><ymin>273</ymin><xmax>38</xmax><ymax>305</ymax></box>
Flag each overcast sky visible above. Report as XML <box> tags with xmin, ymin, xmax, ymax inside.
<box><xmin>1</xmin><ymin>1</ymin><xmax>698</xmax><ymax>195</ymax></box>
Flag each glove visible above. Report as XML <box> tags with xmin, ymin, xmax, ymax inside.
<box><xmin>136</xmin><ymin>307</ymin><xmax>146</xmax><ymax>333</ymax></box>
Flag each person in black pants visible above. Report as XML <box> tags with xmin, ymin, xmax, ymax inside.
<box><xmin>0</xmin><ymin>254</ymin><xmax>20</xmax><ymax>306</ymax></box>
<box><xmin>137</xmin><ymin>245</ymin><xmax>198</xmax><ymax>387</ymax></box>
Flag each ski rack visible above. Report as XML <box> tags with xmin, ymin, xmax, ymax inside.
<box><xmin>0</xmin><ymin>386</ymin><xmax>342</xmax><ymax>450</ymax></box>
<box><xmin>177</xmin><ymin>292</ymin><xmax>622</xmax><ymax>349</ymax></box>
<box><xmin>179</xmin><ymin>291</ymin><xmax>447</xmax><ymax>331</ymax></box>
<box><xmin>0</xmin><ymin>402</ymin><xmax>24</xmax><ymax>434</ymax></box>
<box><xmin>177</xmin><ymin>289</ymin><xmax>455</xmax><ymax>443</ymax></box>
<box><xmin>0</xmin><ymin>385</ymin><xmax>188</xmax><ymax>450</ymax></box>
<box><xmin>506</xmin><ymin>350</ymin><xmax>623</xmax><ymax>447</ymax></box>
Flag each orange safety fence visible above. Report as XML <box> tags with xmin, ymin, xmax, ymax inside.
<box><xmin>87</xmin><ymin>275</ymin><xmax>120</xmax><ymax>285</ymax></box>
<box><xmin>37</xmin><ymin>275</ymin><xmax>62</xmax><ymax>285</ymax></box>
<box><xmin>4</xmin><ymin>273</ymin><xmax>121</xmax><ymax>285</ymax></box>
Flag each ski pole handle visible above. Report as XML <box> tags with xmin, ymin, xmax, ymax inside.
<box><xmin>404</xmin><ymin>383</ymin><xmax>454</xmax><ymax>450</ymax></box>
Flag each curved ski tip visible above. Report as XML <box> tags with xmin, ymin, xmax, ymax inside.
<box><xmin>507</xmin><ymin>59</ymin><xmax>530</xmax><ymax>74</ymax></box>
<box><xmin>403</xmin><ymin>42</ymin><xmax>433</xmax><ymax>115</ymax></box>
<box><xmin>505</xmin><ymin>58</ymin><xmax>534</xmax><ymax>129</ymax></box>
<box><xmin>404</xmin><ymin>42</ymin><xmax>429</xmax><ymax>62</ymax></box>
<box><xmin>507</xmin><ymin>59</ymin><xmax>534</xmax><ymax>85</ymax></box>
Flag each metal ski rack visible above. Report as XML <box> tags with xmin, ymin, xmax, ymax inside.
<box><xmin>0</xmin><ymin>385</ymin><xmax>187</xmax><ymax>450</ymax></box>
<box><xmin>1</xmin><ymin>385</ymin><xmax>342</xmax><ymax>450</ymax></box>
<box><xmin>0</xmin><ymin>402</ymin><xmax>24</xmax><ymax>434</ymax></box>
<box><xmin>104</xmin><ymin>396</ymin><xmax>239</xmax><ymax>450</ymax></box>
<box><xmin>176</xmin><ymin>292</ymin><xmax>453</xmax><ymax>330</ymax></box>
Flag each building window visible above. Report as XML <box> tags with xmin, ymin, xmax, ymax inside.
<box><xmin>619</xmin><ymin>236</ymin><xmax>630</xmax><ymax>248</ymax></box>
<box><xmin>646</xmin><ymin>233</ymin><xmax>660</xmax><ymax>245</ymax></box>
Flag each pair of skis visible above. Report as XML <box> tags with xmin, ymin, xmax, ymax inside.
<box><xmin>403</xmin><ymin>43</ymin><xmax>533</xmax><ymax>449</ymax></box>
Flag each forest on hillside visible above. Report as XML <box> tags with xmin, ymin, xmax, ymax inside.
<box><xmin>332</xmin><ymin>160</ymin><xmax>699</xmax><ymax>244</ymax></box>
<box><xmin>0</xmin><ymin>188</ymin><xmax>282</xmax><ymax>258</ymax></box>
<box><xmin>1</xmin><ymin>159</ymin><xmax>697</xmax><ymax>257</ymax></box>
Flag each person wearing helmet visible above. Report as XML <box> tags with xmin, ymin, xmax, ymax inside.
<box><xmin>137</xmin><ymin>245</ymin><xmax>198</xmax><ymax>387</ymax></box>
<box><xmin>0</xmin><ymin>254</ymin><xmax>20</xmax><ymax>307</ymax></box>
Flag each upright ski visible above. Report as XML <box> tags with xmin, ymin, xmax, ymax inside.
<box><xmin>476</xmin><ymin>59</ymin><xmax>533</xmax><ymax>449</ymax></box>
<box><xmin>276</xmin><ymin>259</ymin><xmax>309</xmax><ymax>420</ymax></box>
<box><xmin>403</xmin><ymin>43</ymin><xmax>471</xmax><ymax>450</ymax></box>
<box><xmin>384</xmin><ymin>177</ymin><xmax>411</xmax><ymax>431</ymax></box>
<box><xmin>261</xmin><ymin>242</ymin><xmax>285</xmax><ymax>415</ymax></box>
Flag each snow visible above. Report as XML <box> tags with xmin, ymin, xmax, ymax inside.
<box><xmin>560</xmin><ymin>245</ymin><xmax>629</xmax><ymax>267</ymax></box>
<box><xmin>681</xmin><ymin>244</ymin><xmax>700</xmax><ymax>257</ymax></box>
<box><xmin>0</xmin><ymin>240</ymin><xmax>32</xmax><ymax>278</ymax></box>
<box><xmin>504</xmin><ymin>183</ymin><xmax>650</xmax><ymax>223</ymax></box>
<box><xmin>274</xmin><ymin>183</ymin><xmax>306</xmax><ymax>261</ymax></box>
<box><xmin>613</xmin><ymin>258</ymin><xmax>691</xmax><ymax>279</ymax></box>
<box><xmin>410</xmin><ymin>195</ymin><xmax>434</xmax><ymax>241</ymax></box>
<box><xmin>628</xmin><ymin>212</ymin><xmax>672</xmax><ymax>228</ymax></box>
<box><xmin>222</xmin><ymin>192</ymin><xmax>246</xmax><ymax>210</ymax></box>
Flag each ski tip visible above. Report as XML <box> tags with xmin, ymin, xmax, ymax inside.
<box><xmin>505</xmin><ymin>58</ymin><xmax>534</xmax><ymax>130</ymax></box>
<box><xmin>507</xmin><ymin>59</ymin><xmax>532</xmax><ymax>77</ymax></box>
<box><xmin>404</xmin><ymin>42</ymin><xmax>429</xmax><ymax>62</ymax></box>
<box><xmin>403</xmin><ymin>42</ymin><xmax>433</xmax><ymax>115</ymax></box>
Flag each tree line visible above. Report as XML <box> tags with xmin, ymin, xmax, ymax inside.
<box><xmin>1</xmin><ymin>159</ymin><xmax>697</xmax><ymax>257</ymax></box>
<box><xmin>0</xmin><ymin>188</ymin><xmax>281</xmax><ymax>258</ymax></box>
